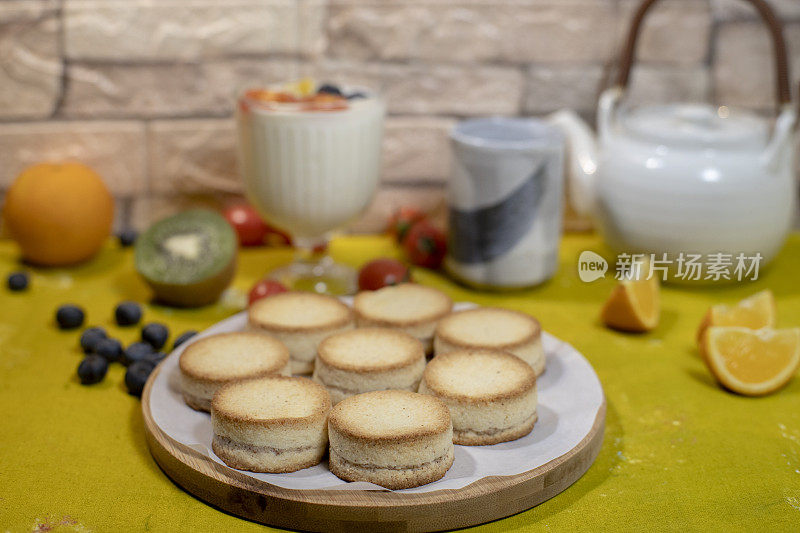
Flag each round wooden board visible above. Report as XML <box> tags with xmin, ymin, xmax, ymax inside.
<box><xmin>142</xmin><ymin>363</ymin><xmax>605</xmax><ymax>533</ymax></box>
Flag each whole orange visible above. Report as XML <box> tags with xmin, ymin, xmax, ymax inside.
<box><xmin>2</xmin><ymin>162</ymin><xmax>114</xmax><ymax>266</ymax></box>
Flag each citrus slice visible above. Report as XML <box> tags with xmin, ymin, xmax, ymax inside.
<box><xmin>702</xmin><ymin>327</ymin><xmax>800</xmax><ymax>396</ymax></box>
<box><xmin>696</xmin><ymin>290</ymin><xmax>776</xmax><ymax>343</ymax></box>
<box><xmin>600</xmin><ymin>264</ymin><xmax>660</xmax><ymax>333</ymax></box>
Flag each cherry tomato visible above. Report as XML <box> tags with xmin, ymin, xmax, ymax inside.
<box><xmin>387</xmin><ymin>206</ymin><xmax>426</xmax><ymax>243</ymax></box>
<box><xmin>264</xmin><ymin>226</ymin><xmax>292</xmax><ymax>247</ymax></box>
<box><xmin>248</xmin><ymin>279</ymin><xmax>288</xmax><ymax>305</ymax></box>
<box><xmin>223</xmin><ymin>204</ymin><xmax>269</xmax><ymax>247</ymax></box>
<box><xmin>402</xmin><ymin>220</ymin><xmax>447</xmax><ymax>269</ymax></box>
<box><xmin>358</xmin><ymin>258</ymin><xmax>411</xmax><ymax>291</ymax></box>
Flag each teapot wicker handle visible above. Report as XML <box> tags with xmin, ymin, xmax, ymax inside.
<box><xmin>615</xmin><ymin>0</ymin><xmax>795</xmax><ymax>108</ymax></box>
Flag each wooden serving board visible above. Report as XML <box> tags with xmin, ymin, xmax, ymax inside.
<box><xmin>142</xmin><ymin>362</ymin><xmax>605</xmax><ymax>533</ymax></box>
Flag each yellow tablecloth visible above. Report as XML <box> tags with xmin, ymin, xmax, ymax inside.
<box><xmin>1</xmin><ymin>233</ymin><xmax>799</xmax><ymax>532</ymax></box>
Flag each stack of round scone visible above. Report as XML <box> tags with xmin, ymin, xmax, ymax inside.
<box><xmin>434</xmin><ymin>307</ymin><xmax>545</xmax><ymax>376</ymax></box>
<box><xmin>353</xmin><ymin>284</ymin><xmax>452</xmax><ymax>353</ymax></box>
<box><xmin>419</xmin><ymin>349</ymin><xmax>538</xmax><ymax>445</ymax></box>
<box><xmin>172</xmin><ymin>284</ymin><xmax>547</xmax><ymax>489</ymax></box>
<box><xmin>313</xmin><ymin>327</ymin><xmax>426</xmax><ymax>404</ymax></box>
<box><xmin>248</xmin><ymin>291</ymin><xmax>353</xmax><ymax>374</ymax></box>
<box><xmin>179</xmin><ymin>332</ymin><xmax>290</xmax><ymax>411</ymax></box>
<box><xmin>328</xmin><ymin>390</ymin><xmax>455</xmax><ymax>489</ymax></box>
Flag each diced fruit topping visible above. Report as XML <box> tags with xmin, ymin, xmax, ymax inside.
<box><xmin>248</xmin><ymin>279</ymin><xmax>288</xmax><ymax>306</ymax></box>
<box><xmin>317</xmin><ymin>83</ymin><xmax>342</xmax><ymax>96</ymax></box>
<box><xmin>7</xmin><ymin>271</ymin><xmax>29</xmax><ymax>291</ymax></box>
<box><xmin>123</xmin><ymin>342</ymin><xmax>154</xmax><ymax>367</ymax></box>
<box><xmin>56</xmin><ymin>305</ymin><xmax>85</xmax><ymax>330</ymax></box>
<box><xmin>358</xmin><ymin>259</ymin><xmax>411</xmax><ymax>291</ymax></box>
<box><xmin>141</xmin><ymin>323</ymin><xmax>169</xmax><ymax>350</ymax></box>
<box><xmin>115</xmin><ymin>301</ymin><xmax>142</xmax><ymax>327</ymax></box>
<box><xmin>173</xmin><ymin>330</ymin><xmax>198</xmax><ymax>350</ymax></box>
<box><xmin>77</xmin><ymin>355</ymin><xmax>108</xmax><ymax>385</ymax></box>
<box><xmin>95</xmin><ymin>338</ymin><xmax>123</xmax><ymax>362</ymax></box>
<box><xmin>125</xmin><ymin>361</ymin><xmax>156</xmax><ymax>397</ymax></box>
<box><xmin>79</xmin><ymin>327</ymin><xmax>107</xmax><ymax>354</ymax></box>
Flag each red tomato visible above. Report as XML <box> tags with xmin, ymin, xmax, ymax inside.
<box><xmin>402</xmin><ymin>220</ymin><xmax>447</xmax><ymax>269</ymax></box>
<box><xmin>264</xmin><ymin>226</ymin><xmax>292</xmax><ymax>247</ymax></box>
<box><xmin>387</xmin><ymin>206</ymin><xmax>426</xmax><ymax>243</ymax></box>
<box><xmin>248</xmin><ymin>279</ymin><xmax>288</xmax><ymax>305</ymax></box>
<box><xmin>223</xmin><ymin>204</ymin><xmax>269</xmax><ymax>247</ymax></box>
<box><xmin>358</xmin><ymin>258</ymin><xmax>411</xmax><ymax>291</ymax></box>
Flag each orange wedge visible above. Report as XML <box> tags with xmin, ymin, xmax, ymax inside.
<box><xmin>601</xmin><ymin>265</ymin><xmax>660</xmax><ymax>333</ymax></box>
<box><xmin>696</xmin><ymin>290</ymin><xmax>776</xmax><ymax>343</ymax></box>
<box><xmin>702</xmin><ymin>327</ymin><xmax>800</xmax><ymax>396</ymax></box>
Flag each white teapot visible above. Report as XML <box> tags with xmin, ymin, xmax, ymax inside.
<box><xmin>551</xmin><ymin>0</ymin><xmax>797</xmax><ymax>278</ymax></box>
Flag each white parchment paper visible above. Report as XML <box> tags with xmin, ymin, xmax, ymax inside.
<box><xmin>149</xmin><ymin>302</ymin><xmax>604</xmax><ymax>493</ymax></box>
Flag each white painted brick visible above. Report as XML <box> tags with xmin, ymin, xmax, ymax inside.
<box><xmin>712</xmin><ymin>0</ymin><xmax>800</xmax><ymax>21</ymax></box>
<box><xmin>64</xmin><ymin>0</ymin><xmax>326</xmax><ymax>60</ymax></box>
<box><xmin>329</xmin><ymin>1</ymin><xmax>617</xmax><ymax>63</ymax></box>
<box><xmin>382</xmin><ymin>117</ymin><xmax>455</xmax><ymax>183</ymax></box>
<box><xmin>618</xmin><ymin>0</ymin><xmax>712</xmax><ymax>65</ymax></box>
<box><xmin>525</xmin><ymin>64</ymin><xmax>606</xmax><ymax>114</ymax></box>
<box><xmin>0</xmin><ymin>1</ymin><xmax>61</xmax><ymax>119</ymax></box>
<box><xmin>714</xmin><ymin>22</ymin><xmax>800</xmax><ymax>109</ymax></box>
<box><xmin>0</xmin><ymin>121</ymin><xmax>147</xmax><ymax>196</ymax></box>
<box><xmin>61</xmin><ymin>59</ymin><xmax>300</xmax><ymax>118</ymax></box>
<box><xmin>313</xmin><ymin>61</ymin><xmax>524</xmax><ymax>115</ymax></box>
<box><xmin>627</xmin><ymin>64</ymin><xmax>712</xmax><ymax>105</ymax></box>
<box><xmin>148</xmin><ymin>119</ymin><xmax>242</xmax><ymax>195</ymax></box>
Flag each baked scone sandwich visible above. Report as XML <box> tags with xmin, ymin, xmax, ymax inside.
<box><xmin>313</xmin><ymin>328</ymin><xmax>426</xmax><ymax>404</ymax></box>
<box><xmin>434</xmin><ymin>307</ymin><xmax>545</xmax><ymax>375</ymax></box>
<box><xmin>419</xmin><ymin>349</ymin><xmax>537</xmax><ymax>445</ymax></box>
<box><xmin>328</xmin><ymin>390</ymin><xmax>454</xmax><ymax>489</ymax></box>
<box><xmin>211</xmin><ymin>376</ymin><xmax>331</xmax><ymax>473</ymax></box>
<box><xmin>248</xmin><ymin>291</ymin><xmax>354</xmax><ymax>374</ymax></box>
<box><xmin>353</xmin><ymin>283</ymin><xmax>452</xmax><ymax>354</ymax></box>
<box><xmin>179</xmin><ymin>331</ymin><xmax>290</xmax><ymax>411</ymax></box>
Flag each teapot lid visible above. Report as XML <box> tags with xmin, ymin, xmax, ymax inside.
<box><xmin>619</xmin><ymin>104</ymin><xmax>768</xmax><ymax>148</ymax></box>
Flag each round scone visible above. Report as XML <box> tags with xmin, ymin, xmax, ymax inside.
<box><xmin>419</xmin><ymin>349</ymin><xmax>537</xmax><ymax>445</ymax></box>
<box><xmin>248</xmin><ymin>291</ymin><xmax>354</xmax><ymax>374</ymax></box>
<box><xmin>179</xmin><ymin>332</ymin><xmax>290</xmax><ymax>412</ymax></box>
<box><xmin>353</xmin><ymin>283</ymin><xmax>452</xmax><ymax>354</ymax></box>
<box><xmin>328</xmin><ymin>390</ymin><xmax>454</xmax><ymax>489</ymax></box>
<box><xmin>313</xmin><ymin>328</ymin><xmax>426</xmax><ymax>404</ymax></box>
<box><xmin>211</xmin><ymin>376</ymin><xmax>331</xmax><ymax>473</ymax></box>
<box><xmin>434</xmin><ymin>307</ymin><xmax>545</xmax><ymax>375</ymax></box>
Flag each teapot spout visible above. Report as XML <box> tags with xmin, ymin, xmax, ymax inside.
<box><xmin>548</xmin><ymin>109</ymin><xmax>599</xmax><ymax>217</ymax></box>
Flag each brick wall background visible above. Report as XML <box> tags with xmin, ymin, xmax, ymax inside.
<box><xmin>0</xmin><ymin>0</ymin><xmax>798</xmax><ymax>233</ymax></box>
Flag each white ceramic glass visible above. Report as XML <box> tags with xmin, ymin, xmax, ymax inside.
<box><xmin>236</xmin><ymin>87</ymin><xmax>385</xmax><ymax>294</ymax></box>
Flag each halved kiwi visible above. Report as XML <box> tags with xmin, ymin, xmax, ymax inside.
<box><xmin>135</xmin><ymin>209</ymin><xmax>237</xmax><ymax>307</ymax></box>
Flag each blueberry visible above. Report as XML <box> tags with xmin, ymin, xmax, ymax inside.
<box><xmin>173</xmin><ymin>330</ymin><xmax>198</xmax><ymax>350</ymax></box>
<box><xmin>123</xmin><ymin>342</ymin><xmax>154</xmax><ymax>367</ymax></box>
<box><xmin>346</xmin><ymin>91</ymin><xmax>366</xmax><ymax>100</ymax></box>
<box><xmin>7</xmin><ymin>272</ymin><xmax>29</xmax><ymax>291</ymax></box>
<box><xmin>95</xmin><ymin>338</ymin><xmax>123</xmax><ymax>362</ymax></box>
<box><xmin>317</xmin><ymin>83</ymin><xmax>342</xmax><ymax>96</ymax></box>
<box><xmin>115</xmin><ymin>301</ymin><xmax>142</xmax><ymax>326</ymax></box>
<box><xmin>125</xmin><ymin>360</ymin><xmax>155</xmax><ymax>397</ymax></box>
<box><xmin>56</xmin><ymin>305</ymin><xmax>85</xmax><ymax>330</ymax></box>
<box><xmin>144</xmin><ymin>352</ymin><xmax>167</xmax><ymax>366</ymax></box>
<box><xmin>79</xmin><ymin>327</ymin><xmax>107</xmax><ymax>354</ymax></box>
<box><xmin>77</xmin><ymin>354</ymin><xmax>108</xmax><ymax>385</ymax></box>
<box><xmin>141</xmin><ymin>323</ymin><xmax>169</xmax><ymax>350</ymax></box>
<box><xmin>117</xmin><ymin>229</ymin><xmax>138</xmax><ymax>247</ymax></box>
